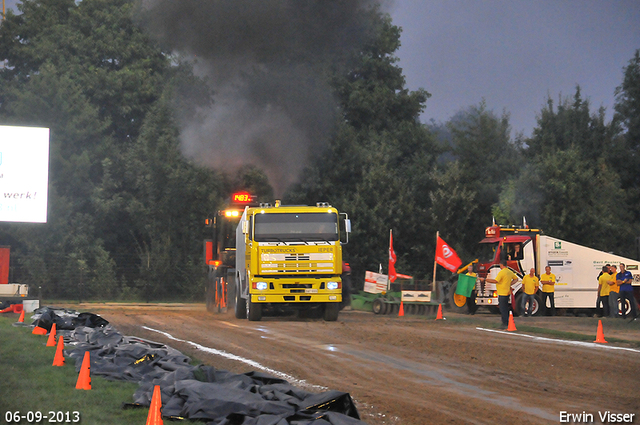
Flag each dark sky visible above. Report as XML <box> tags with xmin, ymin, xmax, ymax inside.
<box><xmin>3</xmin><ymin>0</ymin><xmax>639</xmax><ymax>138</ymax></box>
<box><xmin>388</xmin><ymin>0</ymin><xmax>640</xmax><ymax>136</ymax></box>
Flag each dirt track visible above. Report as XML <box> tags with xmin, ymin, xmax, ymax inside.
<box><xmin>66</xmin><ymin>303</ymin><xmax>640</xmax><ymax>424</ymax></box>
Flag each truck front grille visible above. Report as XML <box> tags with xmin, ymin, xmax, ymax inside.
<box><xmin>260</xmin><ymin>252</ymin><xmax>334</xmax><ymax>274</ymax></box>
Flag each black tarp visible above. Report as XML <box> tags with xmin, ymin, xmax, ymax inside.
<box><xmin>29</xmin><ymin>307</ymin><xmax>366</xmax><ymax>425</ymax></box>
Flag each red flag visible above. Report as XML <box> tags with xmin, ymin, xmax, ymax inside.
<box><xmin>389</xmin><ymin>230</ymin><xmax>397</xmax><ymax>282</ymax></box>
<box><xmin>435</xmin><ymin>235</ymin><xmax>462</xmax><ymax>272</ymax></box>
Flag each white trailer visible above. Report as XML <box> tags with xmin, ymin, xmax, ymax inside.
<box><xmin>457</xmin><ymin>224</ymin><xmax>640</xmax><ymax>316</ymax></box>
<box><xmin>538</xmin><ymin>235</ymin><xmax>639</xmax><ymax>310</ymax></box>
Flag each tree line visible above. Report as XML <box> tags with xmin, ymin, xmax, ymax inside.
<box><xmin>0</xmin><ymin>0</ymin><xmax>638</xmax><ymax>298</ymax></box>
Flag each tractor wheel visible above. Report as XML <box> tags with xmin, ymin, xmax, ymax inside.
<box><xmin>447</xmin><ymin>280</ymin><xmax>468</xmax><ymax>313</ymax></box>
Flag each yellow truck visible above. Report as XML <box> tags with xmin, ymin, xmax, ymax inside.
<box><xmin>235</xmin><ymin>201</ymin><xmax>351</xmax><ymax>321</ymax></box>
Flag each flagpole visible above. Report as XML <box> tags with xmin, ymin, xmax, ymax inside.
<box><xmin>387</xmin><ymin>229</ymin><xmax>392</xmax><ymax>292</ymax></box>
<box><xmin>432</xmin><ymin>231</ymin><xmax>439</xmax><ymax>301</ymax></box>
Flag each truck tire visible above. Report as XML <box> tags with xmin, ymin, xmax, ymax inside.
<box><xmin>246</xmin><ymin>296</ymin><xmax>262</xmax><ymax>321</ymax></box>
<box><xmin>206</xmin><ymin>268</ymin><xmax>217</xmax><ymax>313</ymax></box>
<box><xmin>324</xmin><ymin>303</ymin><xmax>339</xmax><ymax>321</ymax></box>
<box><xmin>467</xmin><ymin>291</ymin><xmax>478</xmax><ymax>314</ymax></box>
<box><xmin>447</xmin><ymin>280</ymin><xmax>468</xmax><ymax>313</ymax></box>
<box><xmin>206</xmin><ymin>279</ymin><xmax>215</xmax><ymax>312</ymax></box>
<box><xmin>235</xmin><ymin>285</ymin><xmax>247</xmax><ymax>319</ymax></box>
<box><xmin>619</xmin><ymin>297</ymin><xmax>632</xmax><ymax>317</ymax></box>
<box><xmin>340</xmin><ymin>273</ymin><xmax>353</xmax><ymax>311</ymax></box>
<box><xmin>514</xmin><ymin>292</ymin><xmax>542</xmax><ymax>316</ymax></box>
<box><xmin>372</xmin><ymin>298</ymin><xmax>386</xmax><ymax>315</ymax></box>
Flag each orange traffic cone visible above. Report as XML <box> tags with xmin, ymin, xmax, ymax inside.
<box><xmin>435</xmin><ymin>303</ymin><xmax>444</xmax><ymax>320</ymax></box>
<box><xmin>507</xmin><ymin>311</ymin><xmax>517</xmax><ymax>332</ymax></box>
<box><xmin>53</xmin><ymin>336</ymin><xmax>65</xmax><ymax>367</ymax></box>
<box><xmin>46</xmin><ymin>323</ymin><xmax>57</xmax><ymax>347</ymax></box>
<box><xmin>507</xmin><ymin>311</ymin><xmax>517</xmax><ymax>331</ymax></box>
<box><xmin>398</xmin><ymin>301</ymin><xmax>405</xmax><ymax>317</ymax></box>
<box><xmin>75</xmin><ymin>351</ymin><xmax>91</xmax><ymax>390</ymax></box>
<box><xmin>17</xmin><ymin>309</ymin><xmax>25</xmax><ymax>323</ymax></box>
<box><xmin>32</xmin><ymin>326</ymin><xmax>47</xmax><ymax>335</ymax></box>
<box><xmin>146</xmin><ymin>385</ymin><xmax>164</xmax><ymax>425</ymax></box>
<box><xmin>594</xmin><ymin>319</ymin><xmax>608</xmax><ymax>343</ymax></box>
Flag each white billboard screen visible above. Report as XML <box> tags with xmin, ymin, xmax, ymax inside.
<box><xmin>0</xmin><ymin>125</ymin><xmax>50</xmax><ymax>223</ymax></box>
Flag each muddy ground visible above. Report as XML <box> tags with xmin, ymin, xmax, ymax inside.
<box><xmin>61</xmin><ymin>303</ymin><xmax>640</xmax><ymax>424</ymax></box>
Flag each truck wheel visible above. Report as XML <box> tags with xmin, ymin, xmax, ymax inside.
<box><xmin>340</xmin><ymin>273</ymin><xmax>353</xmax><ymax>311</ymax></box>
<box><xmin>205</xmin><ymin>279</ymin><xmax>215</xmax><ymax>312</ymax></box>
<box><xmin>235</xmin><ymin>286</ymin><xmax>247</xmax><ymax>319</ymax></box>
<box><xmin>372</xmin><ymin>298</ymin><xmax>386</xmax><ymax>315</ymax></box>
<box><xmin>514</xmin><ymin>293</ymin><xmax>542</xmax><ymax>316</ymax></box>
<box><xmin>324</xmin><ymin>303</ymin><xmax>339</xmax><ymax>321</ymax></box>
<box><xmin>246</xmin><ymin>297</ymin><xmax>262</xmax><ymax>321</ymax></box>
<box><xmin>467</xmin><ymin>291</ymin><xmax>478</xmax><ymax>314</ymax></box>
<box><xmin>514</xmin><ymin>293</ymin><xmax>524</xmax><ymax>317</ymax></box>
<box><xmin>447</xmin><ymin>280</ymin><xmax>468</xmax><ymax>313</ymax></box>
<box><xmin>619</xmin><ymin>298</ymin><xmax>632</xmax><ymax>317</ymax></box>
<box><xmin>531</xmin><ymin>294</ymin><xmax>542</xmax><ymax>316</ymax></box>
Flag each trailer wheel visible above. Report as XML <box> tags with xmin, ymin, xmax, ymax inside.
<box><xmin>372</xmin><ymin>298</ymin><xmax>386</xmax><ymax>315</ymax></box>
<box><xmin>246</xmin><ymin>297</ymin><xmax>262</xmax><ymax>321</ymax></box>
<box><xmin>447</xmin><ymin>280</ymin><xmax>468</xmax><ymax>313</ymax></box>
<box><xmin>235</xmin><ymin>285</ymin><xmax>247</xmax><ymax>319</ymax></box>
<box><xmin>324</xmin><ymin>303</ymin><xmax>339</xmax><ymax>321</ymax></box>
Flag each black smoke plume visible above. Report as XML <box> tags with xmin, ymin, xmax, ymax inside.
<box><xmin>140</xmin><ymin>0</ymin><xmax>380</xmax><ymax>196</ymax></box>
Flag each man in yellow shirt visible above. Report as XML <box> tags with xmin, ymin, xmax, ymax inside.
<box><xmin>540</xmin><ymin>265</ymin><xmax>556</xmax><ymax>316</ymax></box>
<box><xmin>521</xmin><ymin>268</ymin><xmax>539</xmax><ymax>317</ymax></box>
<box><xmin>486</xmin><ymin>261</ymin><xmax>518</xmax><ymax>328</ymax></box>
<box><xmin>597</xmin><ymin>266</ymin><xmax>611</xmax><ymax>317</ymax></box>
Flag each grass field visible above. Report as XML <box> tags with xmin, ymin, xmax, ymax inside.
<box><xmin>0</xmin><ymin>314</ymin><xmax>149</xmax><ymax>425</ymax></box>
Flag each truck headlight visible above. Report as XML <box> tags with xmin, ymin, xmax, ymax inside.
<box><xmin>327</xmin><ymin>281</ymin><xmax>339</xmax><ymax>290</ymax></box>
<box><xmin>256</xmin><ymin>281</ymin><xmax>268</xmax><ymax>290</ymax></box>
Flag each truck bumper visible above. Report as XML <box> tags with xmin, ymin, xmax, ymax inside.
<box><xmin>249</xmin><ymin>276</ymin><xmax>342</xmax><ymax>304</ymax></box>
<box><xmin>249</xmin><ymin>293</ymin><xmax>341</xmax><ymax>303</ymax></box>
<box><xmin>475</xmin><ymin>296</ymin><xmax>500</xmax><ymax>306</ymax></box>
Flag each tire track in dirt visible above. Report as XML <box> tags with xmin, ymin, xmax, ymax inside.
<box><xmin>70</xmin><ymin>304</ymin><xmax>640</xmax><ymax>424</ymax></box>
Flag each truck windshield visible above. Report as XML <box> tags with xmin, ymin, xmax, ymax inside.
<box><xmin>478</xmin><ymin>242</ymin><xmax>499</xmax><ymax>262</ymax></box>
<box><xmin>254</xmin><ymin>213</ymin><xmax>338</xmax><ymax>242</ymax></box>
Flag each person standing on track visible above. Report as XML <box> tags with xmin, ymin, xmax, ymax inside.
<box><xmin>608</xmin><ymin>264</ymin><xmax>620</xmax><ymax>318</ymax></box>
<box><xmin>617</xmin><ymin>263</ymin><xmax>638</xmax><ymax>320</ymax></box>
<box><xmin>597</xmin><ymin>265</ymin><xmax>611</xmax><ymax>318</ymax></box>
<box><xmin>486</xmin><ymin>261</ymin><xmax>518</xmax><ymax>329</ymax></box>
<box><xmin>540</xmin><ymin>265</ymin><xmax>556</xmax><ymax>316</ymax></box>
<box><xmin>521</xmin><ymin>268</ymin><xmax>539</xmax><ymax>317</ymax></box>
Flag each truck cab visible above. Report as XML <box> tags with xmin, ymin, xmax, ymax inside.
<box><xmin>455</xmin><ymin>225</ymin><xmax>541</xmax><ymax>314</ymax></box>
<box><xmin>235</xmin><ymin>201</ymin><xmax>350</xmax><ymax>321</ymax></box>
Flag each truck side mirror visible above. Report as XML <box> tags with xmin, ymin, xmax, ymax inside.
<box><xmin>340</xmin><ymin>214</ymin><xmax>351</xmax><ymax>245</ymax></box>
